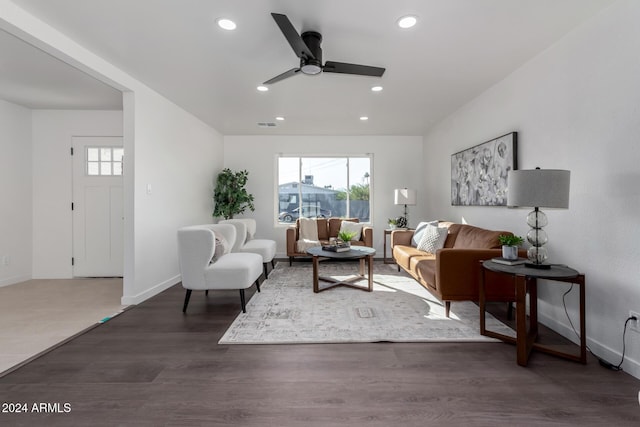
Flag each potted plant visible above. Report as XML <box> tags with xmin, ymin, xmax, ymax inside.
<box><xmin>498</xmin><ymin>234</ymin><xmax>524</xmax><ymax>260</ymax></box>
<box><xmin>212</xmin><ymin>168</ymin><xmax>255</xmax><ymax>219</ymax></box>
<box><xmin>388</xmin><ymin>218</ymin><xmax>398</xmax><ymax>230</ymax></box>
<box><xmin>337</xmin><ymin>230</ymin><xmax>357</xmax><ymax>246</ymax></box>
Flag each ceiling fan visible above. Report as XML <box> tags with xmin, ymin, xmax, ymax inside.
<box><xmin>264</xmin><ymin>13</ymin><xmax>386</xmax><ymax>85</ymax></box>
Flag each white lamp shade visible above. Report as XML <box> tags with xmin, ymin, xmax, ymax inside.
<box><xmin>394</xmin><ymin>188</ymin><xmax>417</xmax><ymax>205</ymax></box>
<box><xmin>507</xmin><ymin>169</ymin><xmax>570</xmax><ymax>208</ymax></box>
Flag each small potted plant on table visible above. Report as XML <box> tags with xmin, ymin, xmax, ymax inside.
<box><xmin>498</xmin><ymin>234</ymin><xmax>524</xmax><ymax>260</ymax></box>
<box><xmin>337</xmin><ymin>230</ymin><xmax>357</xmax><ymax>247</ymax></box>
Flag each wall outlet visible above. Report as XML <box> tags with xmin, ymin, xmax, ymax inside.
<box><xmin>630</xmin><ymin>311</ymin><xmax>640</xmax><ymax>333</ymax></box>
<box><xmin>1</xmin><ymin>256</ymin><xmax>9</xmax><ymax>266</ymax></box>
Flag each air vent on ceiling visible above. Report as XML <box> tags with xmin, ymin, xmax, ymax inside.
<box><xmin>257</xmin><ymin>122</ymin><xmax>277</xmax><ymax>127</ymax></box>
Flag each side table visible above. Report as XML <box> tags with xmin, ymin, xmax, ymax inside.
<box><xmin>479</xmin><ymin>260</ymin><xmax>586</xmax><ymax>367</ymax></box>
<box><xmin>383</xmin><ymin>229</ymin><xmax>395</xmax><ymax>264</ymax></box>
<box><xmin>383</xmin><ymin>228</ymin><xmax>414</xmax><ymax>264</ymax></box>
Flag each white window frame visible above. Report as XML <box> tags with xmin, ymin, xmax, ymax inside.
<box><xmin>274</xmin><ymin>153</ymin><xmax>374</xmax><ymax>226</ymax></box>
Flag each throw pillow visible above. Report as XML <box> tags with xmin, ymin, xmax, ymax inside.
<box><xmin>411</xmin><ymin>220</ymin><xmax>439</xmax><ymax>247</ymax></box>
<box><xmin>211</xmin><ymin>235</ymin><xmax>230</xmax><ymax>263</ymax></box>
<box><xmin>416</xmin><ymin>224</ymin><xmax>448</xmax><ymax>254</ymax></box>
<box><xmin>339</xmin><ymin>221</ymin><xmax>363</xmax><ymax>241</ymax></box>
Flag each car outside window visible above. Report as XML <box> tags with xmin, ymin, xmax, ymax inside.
<box><xmin>277</xmin><ymin>156</ymin><xmax>372</xmax><ymax>224</ymax></box>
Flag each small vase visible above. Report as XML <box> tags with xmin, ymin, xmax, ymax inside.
<box><xmin>502</xmin><ymin>245</ymin><xmax>518</xmax><ymax>260</ymax></box>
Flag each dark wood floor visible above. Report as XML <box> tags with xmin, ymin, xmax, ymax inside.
<box><xmin>1</xmin><ymin>263</ymin><xmax>639</xmax><ymax>426</ymax></box>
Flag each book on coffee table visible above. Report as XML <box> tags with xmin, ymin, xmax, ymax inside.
<box><xmin>322</xmin><ymin>244</ymin><xmax>351</xmax><ymax>253</ymax></box>
<box><xmin>491</xmin><ymin>257</ymin><xmax>527</xmax><ymax>266</ymax></box>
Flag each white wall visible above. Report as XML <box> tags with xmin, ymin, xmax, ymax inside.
<box><xmin>125</xmin><ymin>86</ymin><xmax>224</xmax><ymax>304</ymax></box>
<box><xmin>1</xmin><ymin>3</ymin><xmax>225</xmax><ymax>305</ymax></box>
<box><xmin>31</xmin><ymin>110</ymin><xmax>122</xmax><ymax>278</ymax></box>
<box><xmin>0</xmin><ymin>99</ymin><xmax>32</xmax><ymax>287</ymax></box>
<box><xmin>423</xmin><ymin>0</ymin><xmax>640</xmax><ymax>378</ymax></box>
<box><xmin>223</xmin><ymin>135</ymin><xmax>424</xmax><ymax>256</ymax></box>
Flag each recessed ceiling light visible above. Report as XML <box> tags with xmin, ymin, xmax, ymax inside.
<box><xmin>275</xmin><ymin>116</ymin><xmax>285</xmax><ymax>121</ymax></box>
<box><xmin>360</xmin><ymin>116</ymin><xmax>369</xmax><ymax>121</ymax></box>
<box><xmin>216</xmin><ymin>18</ymin><xmax>237</xmax><ymax>31</ymax></box>
<box><xmin>397</xmin><ymin>15</ymin><xmax>417</xmax><ymax>29</ymax></box>
<box><xmin>256</xmin><ymin>85</ymin><xmax>269</xmax><ymax>92</ymax></box>
<box><xmin>371</xmin><ymin>86</ymin><xmax>383</xmax><ymax>92</ymax></box>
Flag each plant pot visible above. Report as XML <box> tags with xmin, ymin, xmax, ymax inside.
<box><xmin>388</xmin><ymin>224</ymin><xmax>397</xmax><ymax>230</ymax></box>
<box><xmin>502</xmin><ymin>245</ymin><xmax>518</xmax><ymax>260</ymax></box>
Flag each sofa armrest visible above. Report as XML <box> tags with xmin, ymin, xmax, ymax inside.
<box><xmin>361</xmin><ymin>226</ymin><xmax>373</xmax><ymax>247</ymax></box>
<box><xmin>391</xmin><ymin>229</ymin><xmax>414</xmax><ymax>247</ymax></box>
<box><xmin>286</xmin><ymin>226</ymin><xmax>298</xmax><ymax>256</ymax></box>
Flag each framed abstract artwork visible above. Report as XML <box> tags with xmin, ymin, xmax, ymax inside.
<box><xmin>451</xmin><ymin>132</ymin><xmax>517</xmax><ymax>206</ymax></box>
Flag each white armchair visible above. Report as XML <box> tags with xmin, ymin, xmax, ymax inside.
<box><xmin>219</xmin><ymin>219</ymin><xmax>277</xmax><ymax>278</ymax></box>
<box><xmin>177</xmin><ymin>223</ymin><xmax>263</xmax><ymax>313</ymax></box>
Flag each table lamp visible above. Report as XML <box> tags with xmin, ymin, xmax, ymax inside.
<box><xmin>507</xmin><ymin>168</ymin><xmax>570</xmax><ymax>269</ymax></box>
<box><xmin>394</xmin><ymin>188</ymin><xmax>417</xmax><ymax>228</ymax></box>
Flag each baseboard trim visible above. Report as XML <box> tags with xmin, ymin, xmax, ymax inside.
<box><xmin>121</xmin><ymin>274</ymin><xmax>181</xmax><ymax>305</ymax></box>
<box><xmin>538</xmin><ymin>311</ymin><xmax>640</xmax><ymax>380</ymax></box>
<box><xmin>0</xmin><ymin>274</ymin><xmax>32</xmax><ymax>288</ymax></box>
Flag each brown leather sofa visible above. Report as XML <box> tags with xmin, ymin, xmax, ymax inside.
<box><xmin>286</xmin><ymin>218</ymin><xmax>373</xmax><ymax>265</ymax></box>
<box><xmin>392</xmin><ymin>222</ymin><xmax>522</xmax><ymax>317</ymax></box>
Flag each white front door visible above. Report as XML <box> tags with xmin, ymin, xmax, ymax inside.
<box><xmin>72</xmin><ymin>136</ymin><xmax>124</xmax><ymax>277</ymax></box>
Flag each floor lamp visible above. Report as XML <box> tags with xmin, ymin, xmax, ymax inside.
<box><xmin>394</xmin><ymin>188</ymin><xmax>417</xmax><ymax>228</ymax></box>
<box><xmin>507</xmin><ymin>168</ymin><xmax>570</xmax><ymax>269</ymax></box>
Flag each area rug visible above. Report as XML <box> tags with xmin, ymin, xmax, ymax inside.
<box><xmin>219</xmin><ymin>261</ymin><xmax>515</xmax><ymax>344</ymax></box>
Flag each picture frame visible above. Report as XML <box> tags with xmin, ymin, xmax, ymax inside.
<box><xmin>451</xmin><ymin>132</ymin><xmax>517</xmax><ymax>206</ymax></box>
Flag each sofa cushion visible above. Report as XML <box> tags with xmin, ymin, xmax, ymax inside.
<box><xmin>328</xmin><ymin>218</ymin><xmax>357</xmax><ymax>238</ymax></box>
<box><xmin>392</xmin><ymin>245</ymin><xmax>426</xmax><ymax>271</ymax></box>
<box><xmin>411</xmin><ymin>220</ymin><xmax>439</xmax><ymax>247</ymax></box>
<box><xmin>452</xmin><ymin>224</ymin><xmax>504</xmax><ymax>249</ymax></box>
<box><xmin>416</xmin><ymin>224</ymin><xmax>448</xmax><ymax>253</ymax></box>
<box><xmin>412</xmin><ymin>255</ymin><xmax>437</xmax><ymax>290</ymax></box>
<box><xmin>316</xmin><ymin>218</ymin><xmax>329</xmax><ymax>240</ymax></box>
<box><xmin>339</xmin><ymin>220</ymin><xmax>363</xmax><ymax>241</ymax></box>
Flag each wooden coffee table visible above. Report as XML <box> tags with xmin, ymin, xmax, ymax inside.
<box><xmin>306</xmin><ymin>246</ymin><xmax>376</xmax><ymax>293</ymax></box>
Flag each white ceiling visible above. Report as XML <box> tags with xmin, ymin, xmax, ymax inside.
<box><xmin>6</xmin><ymin>0</ymin><xmax>614</xmax><ymax>135</ymax></box>
<box><xmin>0</xmin><ymin>29</ymin><xmax>122</xmax><ymax>109</ymax></box>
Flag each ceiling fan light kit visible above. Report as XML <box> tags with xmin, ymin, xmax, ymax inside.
<box><xmin>264</xmin><ymin>13</ymin><xmax>386</xmax><ymax>85</ymax></box>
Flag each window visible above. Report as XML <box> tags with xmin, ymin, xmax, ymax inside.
<box><xmin>277</xmin><ymin>155</ymin><xmax>372</xmax><ymax>224</ymax></box>
<box><xmin>87</xmin><ymin>147</ymin><xmax>123</xmax><ymax>176</ymax></box>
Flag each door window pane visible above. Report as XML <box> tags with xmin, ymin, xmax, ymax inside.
<box><xmin>87</xmin><ymin>148</ymin><xmax>99</xmax><ymax>161</ymax></box>
<box><xmin>113</xmin><ymin>148</ymin><xmax>124</xmax><ymax>162</ymax></box>
<box><xmin>100</xmin><ymin>162</ymin><xmax>112</xmax><ymax>175</ymax></box>
<box><xmin>113</xmin><ymin>162</ymin><xmax>123</xmax><ymax>175</ymax></box>
<box><xmin>85</xmin><ymin>146</ymin><xmax>124</xmax><ymax>176</ymax></box>
<box><xmin>88</xmin><ymin>162</ymin><xmax>100</xmax><ymax>176</ymax></box>
<box><xmin>100</xmin><ymin>148</ymin><xmax>112</xmax><ymax>161</ymax></box>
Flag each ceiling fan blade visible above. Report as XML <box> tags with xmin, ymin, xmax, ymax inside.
<box><xmin>263</xmin><ymin>67</ymin><xmax>301</xmax><ymax>85</ymax></box>
<box><xmin>323</xmin><ymin>61</ymin><xmax>386</xmax><ymax>77</ymax></box>
<box><xmin>271</xmin><ymin>13</ymin><xmax>314</xmax><ymax>60</ymax></box>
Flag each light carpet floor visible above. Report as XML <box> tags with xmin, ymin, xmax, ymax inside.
<box><xmin>219</xmin><ymin>262</ymin><xmax>515</xmax><ymax>344</ymax></box>
<box><xmin>0</xmin><ymin>278</ymin><xmax>126</xmax><ymax>375</ymax></box>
